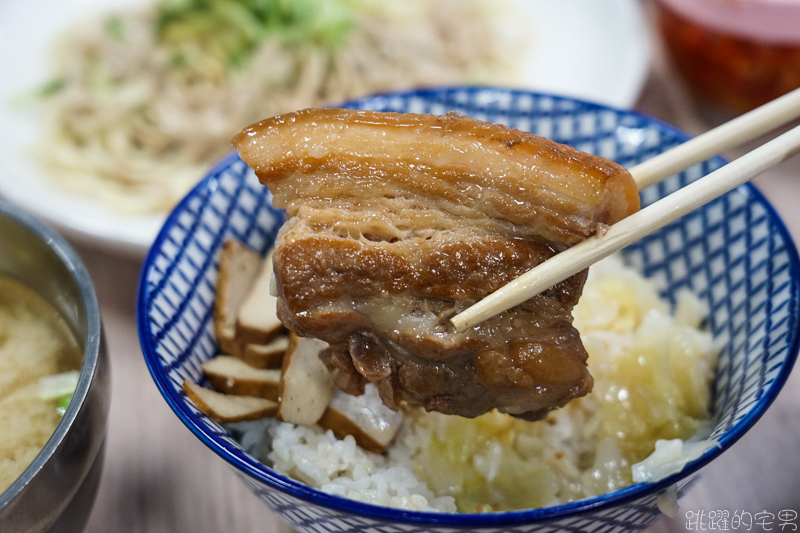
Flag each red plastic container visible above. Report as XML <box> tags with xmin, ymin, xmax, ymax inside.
<box><xmin>657</xmin><ymin>0</ymin><xmax>800</xmax><ymax>112</ymax></box>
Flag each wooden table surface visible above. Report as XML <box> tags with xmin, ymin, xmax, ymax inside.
<box><xmin>73</xmin><ymin>5</ymin><xmax>800</xmax><ymax>532</ymax></box>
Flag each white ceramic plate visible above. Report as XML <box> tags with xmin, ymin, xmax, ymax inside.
<box><xmin>0</xmin><ymin>0</ymin><xmax>649</xmax><ymax>257</ymax></box>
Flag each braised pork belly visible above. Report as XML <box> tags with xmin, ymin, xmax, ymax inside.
<box><xmin>233</xmin><ymin>108</ymin><xmax>639</xmax><ymax>419</ymax></box>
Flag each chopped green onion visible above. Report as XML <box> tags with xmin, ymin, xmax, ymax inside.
<box><xmin>156</xmin><ymin>0</ymin><xmax>358</xmax><ymax>71</ymax></box>
<box><xmin>106</xmin><ymin>15</ymin><xmax>125</xmax><ymax>40</ymax></box>
<box><xmin>35</xmin><ymin>78</ymin><xmax>67</xmax><ymax>99</ymax></box>
<box><xmin>170</xmin><ymin>52</ymin><xmax>189</xmax><ymax>68</ymax></box>
<box><xmin>214</xmin><ymin>0</ymin><xmax>264</xmax><ymax>43</ymax></box>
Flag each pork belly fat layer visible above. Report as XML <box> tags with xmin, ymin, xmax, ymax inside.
<box><xmin>232</xmin><ymin>108</ymin><xmax>639</xmax><ymax>419</ymax></box>
<box><xmin>233</xmin><ymin>108</ymin><xmax>639</xmax><ymax>245</ymax></box>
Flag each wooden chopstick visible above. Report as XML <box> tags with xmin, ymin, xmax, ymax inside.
<box><xmin>631</xmin><ymin>87</ymin><xmax>800</xmax><ymax>190</ymax></box>
<box><xmin>451</xmin><ymin>122</ymin><xmax>800</xmax><ymax>332</ymax></box>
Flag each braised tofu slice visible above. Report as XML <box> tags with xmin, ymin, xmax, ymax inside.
<box><xmin>215</xmin><ymin>240</ymin><xmax>262</xmax><ymax>354</ymax></box>
<box><xmin>234</xmin><ymin>336</ymin><xmax>289</xmax><ymax>369</ymax></box>
<box><xmin>277</xmin><ymin>334</ymin><xmax>332</xmax><ymax>425</ymax></box>
<box><xmin>236</xmin><ymin>251</ymin><xmax>284</xmax><ymax>345</ymax></box>
<box><xmin>318</xmin><ymin>384</ymin><xmax>403</xmax><ymax>454</ymax></box>
<box><xmin>201</xmin><ymin>355</ymin><xmax>281</xmax><ymax>401</ymax></box>
<box><xmin>183</xmin><ymin>379</ymin><xmax>277</xmax><ymax>423</ymax></box>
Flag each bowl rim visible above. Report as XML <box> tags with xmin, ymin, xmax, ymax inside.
<box><xmin>138</xmin><ymin>87</ymin><xmax>800</xmax><ymax>525</ymax></box>
<box><xmin>0</xmin><ymin>198</ymin><xmax>103</xmax><ymax>509</ymax></box>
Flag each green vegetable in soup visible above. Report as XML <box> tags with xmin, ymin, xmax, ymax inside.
<box><xmin>56</xmin><ymin>394</ymin><xmax>72</xmax><ymax>417</ymax></box>
<box><xmin>39</xmin><ymin>370</ymin><xmax>80</xmax><ymax>416</ymax></box>
<box><xmin>39</xmin><ymin>370</ymin><xmax>80</xmax><ymax>401</ymax></box>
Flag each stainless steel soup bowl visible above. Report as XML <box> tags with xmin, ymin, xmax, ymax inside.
<box><xmin>0</xmin><ymin>199</ymin><xmax>110</xmax><ymax>533</ymax></box>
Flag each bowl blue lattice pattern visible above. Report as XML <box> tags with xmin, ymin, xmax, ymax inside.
<box><xmin>139</xmin><ymin>87</ymin><xmax>799</xmax><ymax>532</ymax></box>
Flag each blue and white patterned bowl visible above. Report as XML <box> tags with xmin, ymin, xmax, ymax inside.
<box><xmin>138</xmin><ymin>87</ymin><xmax>800</xmax><ymax>532</ymax></box>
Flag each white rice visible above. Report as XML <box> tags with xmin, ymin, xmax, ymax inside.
<box><xmin>231</xmin><ymin>416</ymin><xmax>456</xmax><ymax>512</ymax></box>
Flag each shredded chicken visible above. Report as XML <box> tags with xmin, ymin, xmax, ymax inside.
<box><xmin>37</xmin><ymin>0</ymin><xmax>512</xmax><ymax>213</ymax></box>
